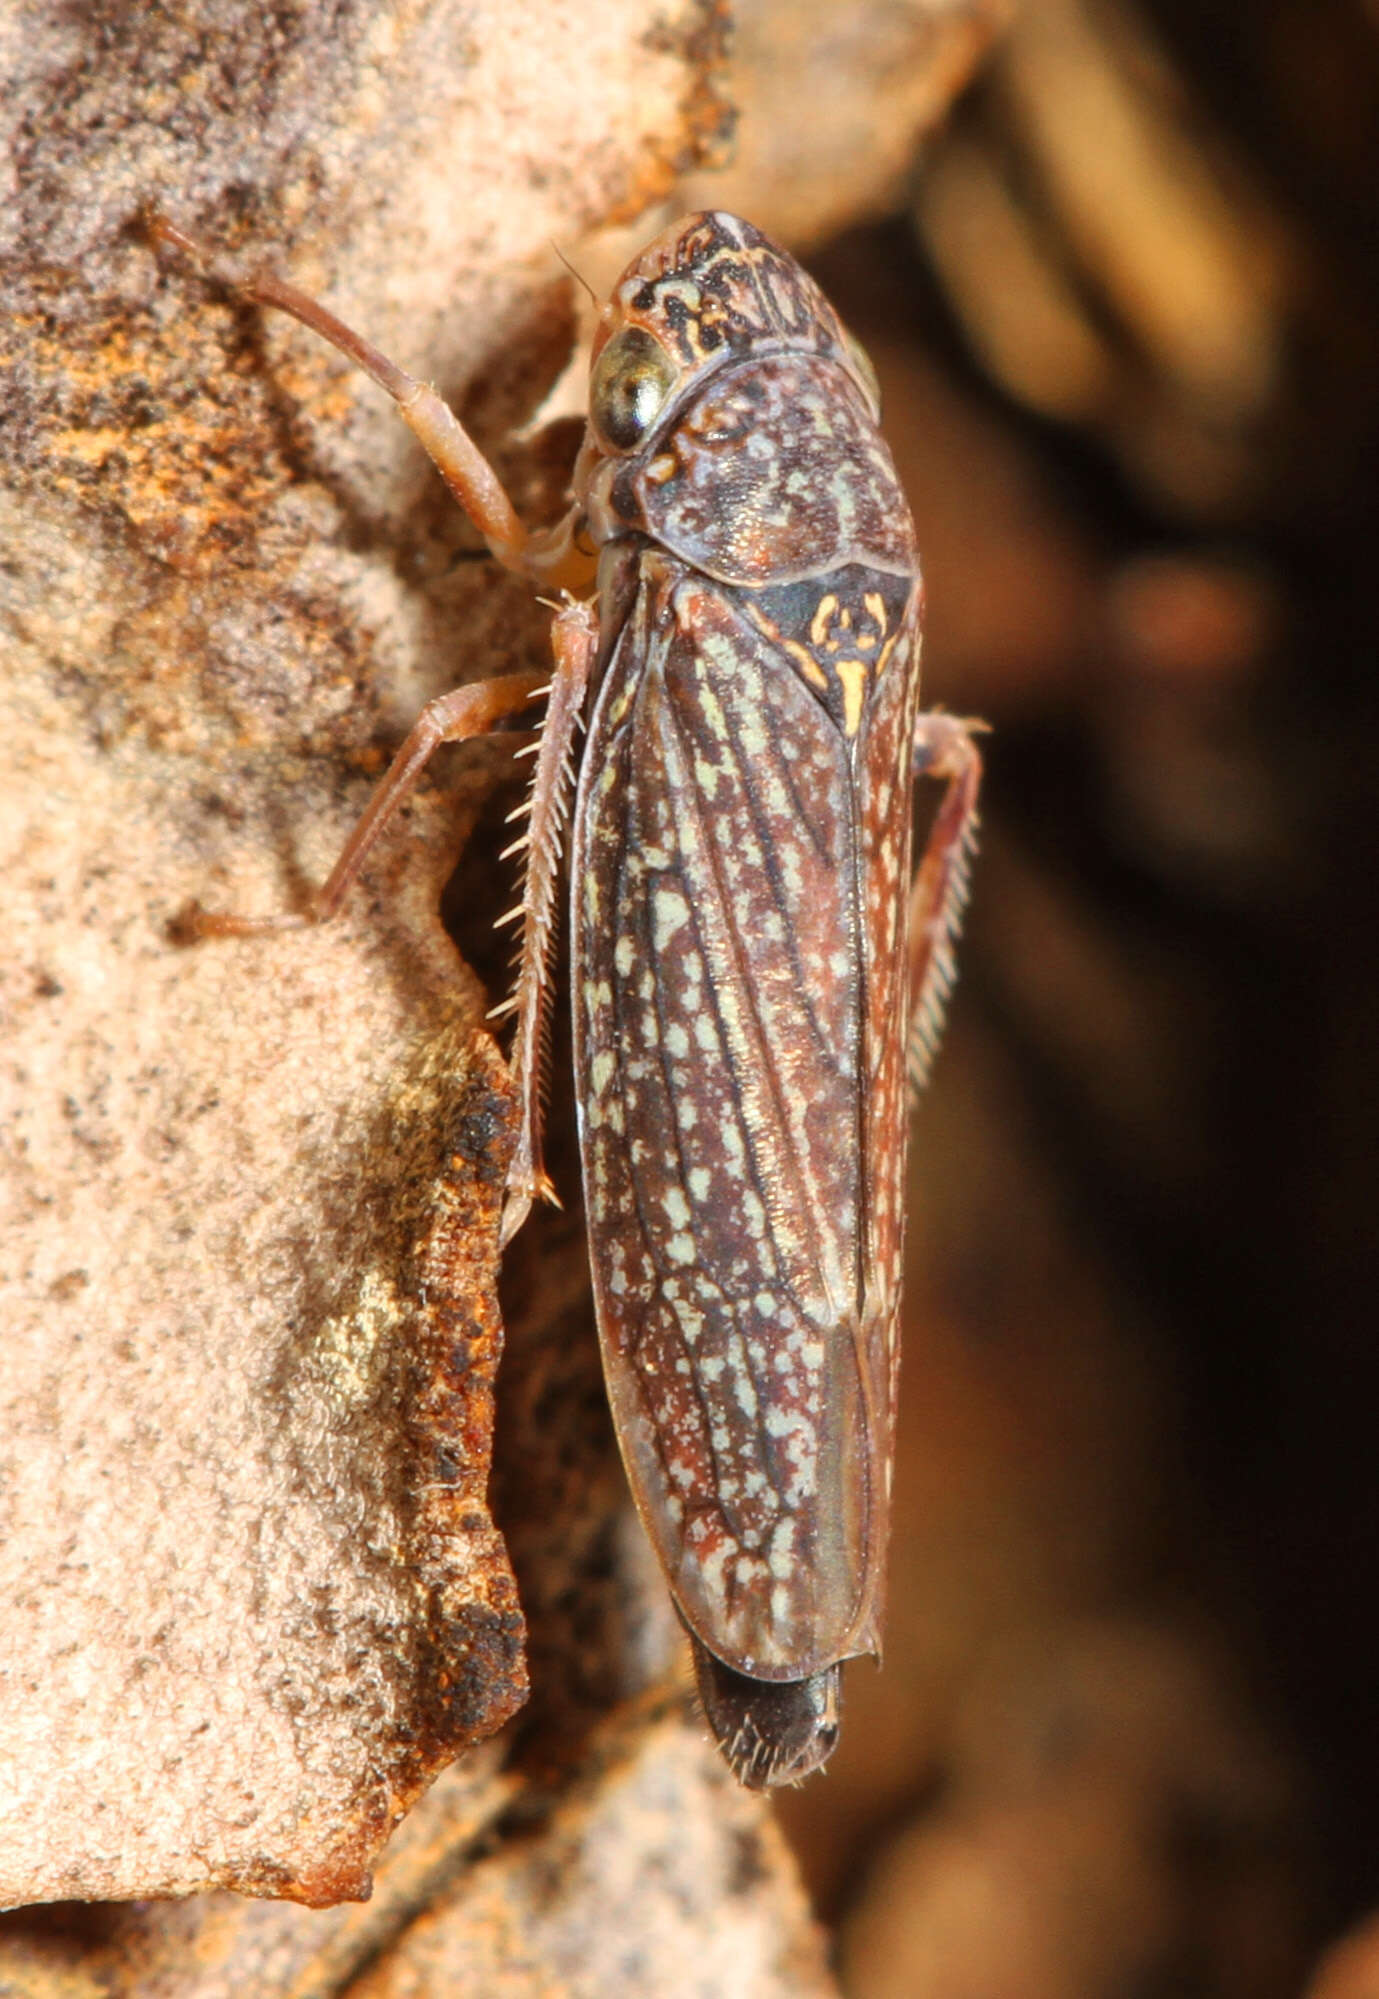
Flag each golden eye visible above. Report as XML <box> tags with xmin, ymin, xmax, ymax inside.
<box><xmin>590</xmin><ymin>326</ymin><xmax>679</xmax><ymax>452</ymax></box>
<box><xmin>842</xmin><ymin>328</ymin><xmax>881</xmax><ymax>414</ymax></box>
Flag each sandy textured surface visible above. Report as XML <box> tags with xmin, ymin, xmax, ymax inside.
<box><xmin>0</xmin><ymin>0</ymin><xmax>731</xmax><ymax>1909</ymax></box>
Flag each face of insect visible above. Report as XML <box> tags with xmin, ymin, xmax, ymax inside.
<box><xmin>587</xmin><ymin>209</ymin><xmax>869</xmax><ymax>401</ymax></box>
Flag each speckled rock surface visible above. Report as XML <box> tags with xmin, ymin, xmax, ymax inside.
<box><xmin>0</xmin><ymin>0</ymin><xmax>730</xmax><ymax>1909</ymax></box>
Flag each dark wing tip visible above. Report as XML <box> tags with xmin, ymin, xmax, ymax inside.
<box><xmin>689</xmin><ymin>1637</ymin><xmax>842</xmax><ymax>1790</ymax></box>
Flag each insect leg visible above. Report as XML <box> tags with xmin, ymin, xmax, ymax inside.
<box><xmin>147</xmin><ymin>214</ymin><xmax>530</xmax><ymax>572</ymax></box>
<box><xmin>495</xmin><ymin>600</ymin><xmax>599</xmax><ymax>1246</ymax></box>
<box><xmin>181</xmin><ymin>671</ymin><xmax>549</xmax><ymax>938</ymax></box>
<box><xmin>907</xmin><ymin>713</ymin><xmax>985</xmax><ymax>1093</ymax></box>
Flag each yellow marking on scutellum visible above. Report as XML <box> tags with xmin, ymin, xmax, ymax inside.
<box><xmin>835</xmin><ymin>660</ymin><xmax>868</xmax><ymax>738</ymax></box>
<box><xmin>783</xmin><ymin>639</ymin><xmax>828</xmax><ymax>691</ymax></box>
<box><xmin>749</xmin><ymin>604</ymin><xmax>829</xmax><ymax>691</ymax></box>
<box><xmin>810</xmin><ymin>594</ymin><xmax>839</xmax><ymax>647</ymax></box>
<box><xmin>812</xmin><ymin>591</ymin><xmax>893</xmax><ymax>678</ymax></box>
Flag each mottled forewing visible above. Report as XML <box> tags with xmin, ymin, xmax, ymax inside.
<box><xmin>854</xmin><ymin>576</ymin><xmax>926</xmax><ymax>1626</ymax></box>
<box><xmin>573</xmin><ymin>557</ymin><xmax>894</xmax><ymax>1679</ymax></box>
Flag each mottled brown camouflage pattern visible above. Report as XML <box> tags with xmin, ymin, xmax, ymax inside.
<box><xmin>569</xmin><ymin>216</ymin><xmax>924</xmax><ymax>1748</ymax></box>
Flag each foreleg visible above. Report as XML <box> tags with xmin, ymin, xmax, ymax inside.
<box><xmin>492</xmin><ymin>600</ymin><xmax>599</xmax><ymax>1245</ymax></box>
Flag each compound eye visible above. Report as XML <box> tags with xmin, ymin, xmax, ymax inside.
<box><xmin>842</xmin><ymin>327</ymin><xmax>881</xmax><ymax>414</ymax></box>
<box><xmin>590</xmin><ymin>326</ymin><xmax>679</xmax><ymax>452</ymax></box>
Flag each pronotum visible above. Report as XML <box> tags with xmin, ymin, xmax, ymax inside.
<box><xmin>151</xmin><ymin>209</ymin><xmax>982</xmax><ymax>1788</ymax></box>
